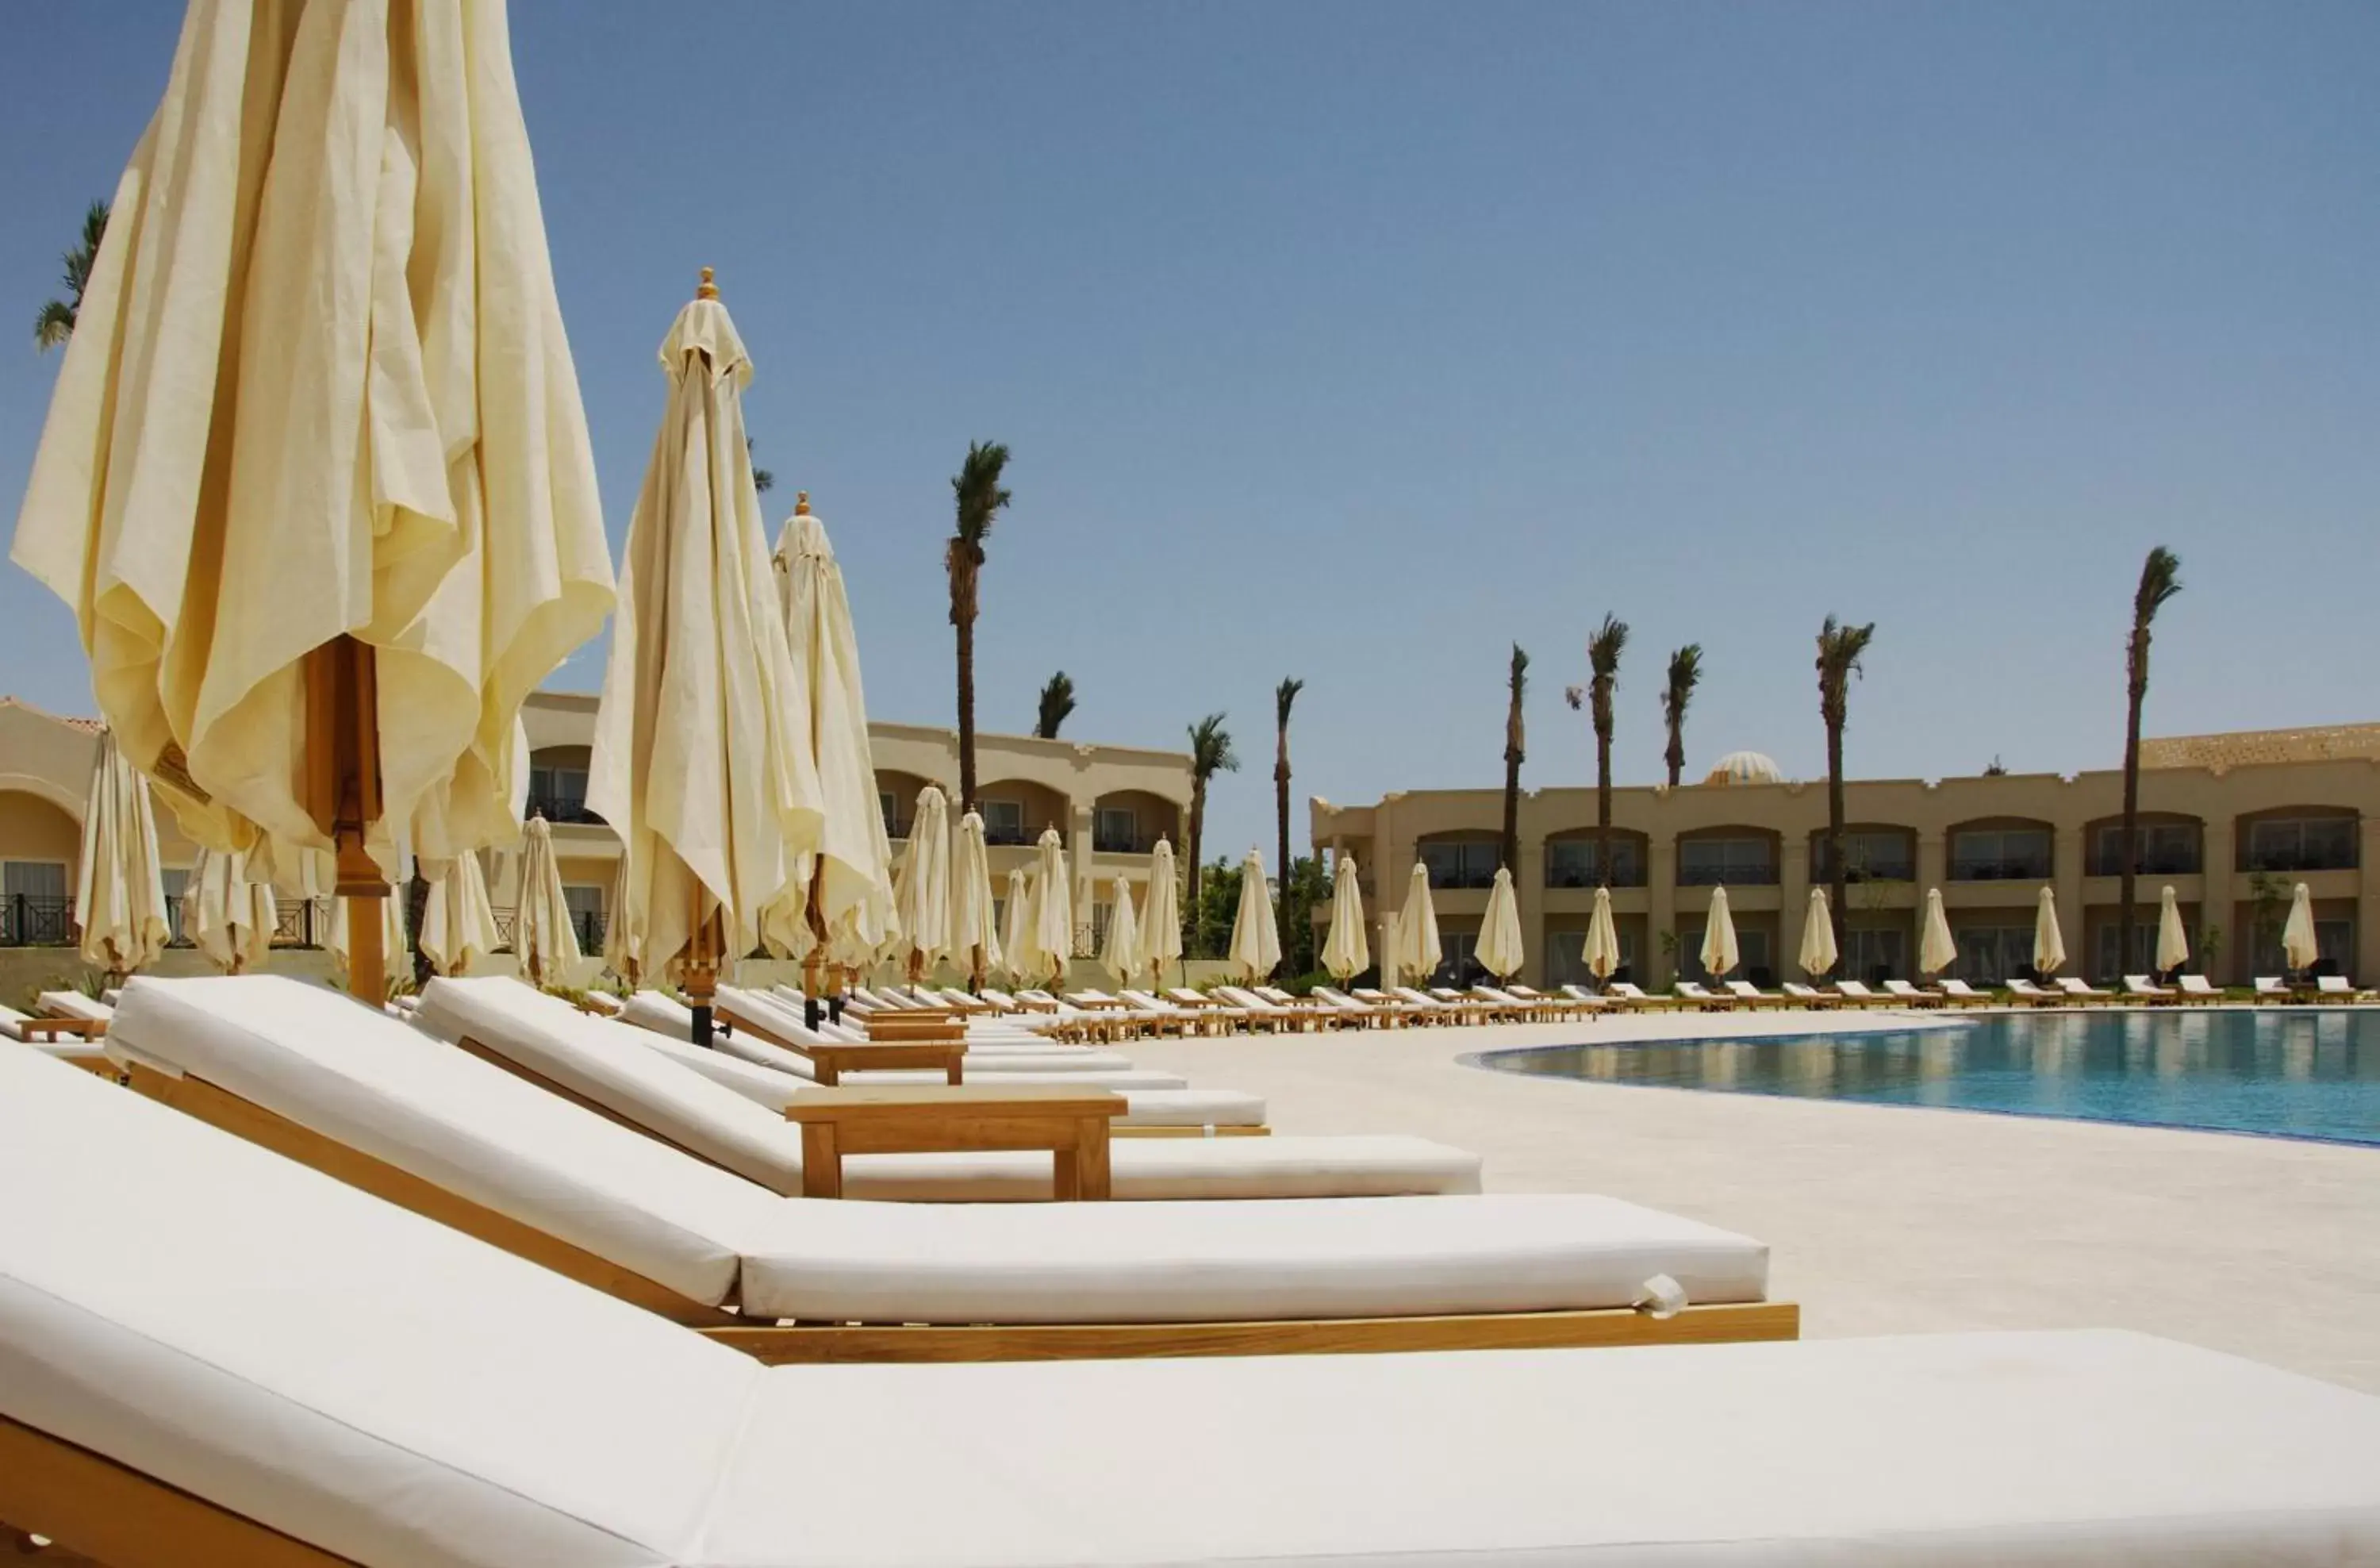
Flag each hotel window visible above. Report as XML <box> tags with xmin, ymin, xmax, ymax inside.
<box><xmin>1842</xmin><ymin>927</ymin><xmax>1906</xmax><ymax>983</ymax></box>
<box><xmin>1433</xmin><ymin>931</ymin><xmax>1480</xmax><ymax>986</ymax></box>
<box><xmin>1677</xmin><ymin>924</ymin><xmax>1773</xmax><ymax>982</ymax></box>
<box><xmin>2245</xmin><ymin>816</ymin><xmax>2356</xmax><ymax>874</ymax></box>
<box><xmin>2091</xmin><ymin>921</ymin><xmax>2170</xmax><ymax>982</ymax></box>
<box><xmin>1090</xmin><ymin>902</ymin><xmax>1112</xmax><ymax>943</ymax></box>
<box><xmin>526</xmin><ymin>761</ymin><xmax>593</xmax><ymax>824</ymax></box>
<box><xmin>1948</xmin><ymin>827</ymin><xmax>2052</xmax><ymax>881</ymax></box>
<box><xmin>1812</xmin><ymin>831</ymin><xmax>1914</xmax><ymax>883</ymax></box>
<box><xmin>1418</xmin><ymin>840</ymin><xmax>1499</xmax><ymax>890</ymax></box>
<box><xmin>159</xmin><ymin>867</ymin><xmax>191</xmax><ymax>946</ymax></box>
<box><xmin>0</xmin><ymin>860</ymin><xmax>70</xmax><ymax>946</ymax></box>
<box><xmin>1545</xmin><ymin>838</ymin><xmax>1645</xmax><ymax>888</ymax></box>
<box><xmin>1095</xmin><ymin>806</ymin><xmax>1139</xmax><ymax>854</ymax></box>
<box><xmin>2086</xmin><ymin>822</ymin><xmax>2201</xmax><ymax>877</ymax></box>
<box><xmin>1677</xmin><ymin>837</ymin><xmax>1775</xmax><ymax>886</ymax></box>
<box><xmin>982</xmin><ymin>798</ymin><xmax>1027</xmax><ymax>845</ymax></box>
<box><xmin>1545</xmin><ymin>928</ymin><xmax>1637</xmax><ymax>986</ymax></box>
<box><xmin>2251</xmin><ymin>917</ymin><xmax>2355</xmax><ymax>978</ymax></box>
<box><xmin>1951</xmin><ymin>925</ymin><xmax>2035</xmax><ymax>986</ymax></box>
<box><xmin>563</xmin><ymin>884</ymin><xmax>606</xmax><ymax>948</ymax></box>
<box><xmin>879</xmin><ymin>790</ymin><xmax>906</xmax><ymax>840</ymax></box>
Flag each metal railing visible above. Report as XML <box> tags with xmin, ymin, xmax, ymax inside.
<box><xmin>1677</xmin><ymin>863</ymin><xmax>1777</xmax><ymax>887</ymax></box>
<box><xmin>1949</xmin><ymin>856</ymin><xmax>2052</xmax><ymax>882</ymax></box>
<box><xmin>0</xmin><ymin>894</ymin><xmax>73</xmax><ymax>947</ymax></box>
<box><xmin>2244</xmin><ymin>847</ymin><xmax>2355</xmax><ymax>874</ymax></box>
<box><xmin>2084</xmin><ymin>849</ymin><xmax>2202</xmax><ymax>877</ymax></box>
<box><xmin>985</xmin><ymin>825</ymin><xmax>1031</xmax><ymax>847</ymax></box>
<box><xmin>488</xmin><ymin>906</ymin><xmax>607</xmax><ymax>955</ymax></box>
<box><xmin>271</xmin><ymin>902</ymin><xmax>327</xmax><ymax>948</ymax></box>
<box><xmin>883</xmin><ymin>817</ymin><xmax>912</xmax><ymax>841</ymax></box>
<box><xmin>1092</xmin><ymin>831</ymin><xmax>1162</xmax><ymax>855</ymax></box>
<box><xmin>524</xmin><ymin>794</ymin><xmax>605</xmax><ymax>826</ymax></box>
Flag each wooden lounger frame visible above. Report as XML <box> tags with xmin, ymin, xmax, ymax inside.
<box><xmin>1</xmin><ymin>1414</ymin><xmax>358</xmax><ymax>1567</ymax></box>
<box><xmin>125</xmin><ymin>1064</ymin><xmax>1798</xmax><ymax>1364</ymax></box>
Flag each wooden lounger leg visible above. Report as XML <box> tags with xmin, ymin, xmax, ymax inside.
<box><xmin>0</xmin><ymin>1416</ymin><xmax>359</xmax><ymax>1567</ymax></box>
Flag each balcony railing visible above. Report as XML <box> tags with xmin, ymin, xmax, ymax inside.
<box><xmin>2244</xmin><ymin>847</ymin><xmax>2355</xmax><ymax>874</ymax></box>
<box><xmin>0</xmin><ymin>894</ymin><xmax>74</xmax><ymax>947</ymax></box>
<box><xmin>1093</xmin><ymin>831</ymin><xmax>1162</xmax><ymax>855</ymax></box>
<box><xmin>1814</xmin><ymin>860</ymin><xmax>1914</xmax><ymax>884</ymax></box>
<box><xmin>524</xmin><ymin>794</ymin><xmax>605</xmax><ymax>827</ymax></box>
<box><xmin>489</xmin><ymin>905</ymin><xmax>608</xmax><ymax>957</ymax></box>
<box><xmin>271</xmin><ymin>901</ymin><xmax>328</xmax><ymax>948</ymax></box>
<box><xmin>985</xmin><ymin>825</ymin><xmax>1031</xmax><ymax>847</ymax></box>
<box><xmin>2085</xmin><ymin>849</ymin><xmax>2202</xmax><ymax>877</ymax></box>
<box><xmin>882</xmin><ymin>817</ymin><xmax>912</xmax><ymax>841</ymax></box>
<box><xmin>1951</xmin><ymin>856</ymin><xmax>2052</xmax><ymax>882</ymax></box>
<box><xmin>1677</xmin><ymin>864</ymin><xmax>1776</xmax><ymax>887</ymax></box>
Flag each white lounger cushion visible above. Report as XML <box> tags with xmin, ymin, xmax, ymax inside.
<box><xmin>34</xmin><ymin>990</ymin><xmax>111</xmax><ymax>1023</ymax></box>
<box><xmin>108</xmin><ymin>976</ymin><xmax>776</xmax><ymax>1307</ymax></box>
<box><xmin>417</xmin><ymin>978</ymin><xmax>1485</xmax><ymax>1200</ymax></box>
<box><xmin>6</xmin><ymin>1048</ymin><xmax>2379</xmax><ymax>1567</ymax></box>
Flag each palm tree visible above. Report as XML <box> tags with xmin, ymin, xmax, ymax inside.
<box><xmin>1564</xmin><ymin>614</ymin><xmax>1628</xmax><ymax>890</ymax></box>
<box><xmin>34</xmin><ymin>201</ymin><xmax>109</xmax><ymax>352</ymax></box>
<box><xmin>746</xmin><ymin>437</ymin><xmax>773</xmax><ymax>494</ymax></box>
<box><xmin>1661</xmin><ymin>644</ymin><xmax>1703</xmax><ymax>788</ymax></box>
<box><xmin>946</xmin><ymin>441</ymin><xmax>1012</xmax><ymax>812</ymax></box>
<box><xmin>1035</xmin><ymin>671</ymin><xmax>1076</xmax><ymax>740</ymax></box>
<box><xmin>1273</xmin><ymin>678</ymin><xmax>1305</xmax><ymax>959</ymax></box>
<box><xmin>1184</xmin><ymin>713</ymin><xmax>1238</xmax><ymax>932</ymax></box>
<box><xmin>1500</xmin><ymin>644</ymin><xmax>1529</xmax><ymax>874</ymax></box>
<box><xmin>1815</xmin><ymin>614</ymin><xmax>1878</xmax><ymax>963</ymax></box>
<box><xmin>2119</xmin><ymin>547</ymin><xmax>2183</xmax><ymax>974</ymax></box>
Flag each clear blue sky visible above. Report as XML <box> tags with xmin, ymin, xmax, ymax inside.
<box><xmin>6</xmin><ymin>2</ymin><xmax>2375</xmax><ymax>862</ymax></box>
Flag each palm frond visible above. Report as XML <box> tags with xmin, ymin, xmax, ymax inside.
<box><xmin>1188</xmin><ymin>713</ymin><xmax>1239</xmax><ymax>778</ymax></box>
<box><xmin>950</xmin><ymin>440</ymin><xmax>1012</xmax><ymax>546</ymax></box>
<box><xmin>1508</xmin><ymin>644</ymin><xmax>1529</xmax><ymax>699</ymax></box>
<box><xmin>1035</xmin><ymin>671</ymin><xmax>1076</xmax><ymax>739</ymax></box>
<box><xmin>1587</xmin><ymin>613</ymin><xmax>1629</xmax><ymax>678</ymax></box>
<box><xmin>33</xmin><ymin>299</ymin><xmax>74</xmax><ymax>352</ymax></box>
<box><xmin>1815</xmin><ymin>614</ymin><xmax>1876</xmax><ymax>681</ymax></box>
<box><xmin>1275</xmin><ymin>677</ymin><xmax>1304</xmax><ymax>728</ymax></box>
<box><xmin>2133</xmin><ymin>546</ymin><xmax>2182</xmax><ymax>624</ymax></box>
<box><xmin>1662</xmin><ymin>644</ymin><xmax>1702</xmax><ymax>724</ymax></box>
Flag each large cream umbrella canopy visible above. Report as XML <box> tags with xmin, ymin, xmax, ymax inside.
<box><xmin>13</xmin><ymin>0</ymin><xmax>614</xmax><ymax>1004</ymax></box>
<box><xmin>1015</xmin><ymin>829</ymin><xmax>1074</xmax><ymax>986</ymax></box>
<box><xmin>2155</xmin><ymin>885</ymin><xmax>2190</xmax><ymax>978</ymax></box>
<box><xmin>603</xmin><ymin>853</ymin><xmax>643</xmax><ymax>987</ymax></box>
<box><xmin>76</xmin><ymin>728</ymin><xmax>170</xmax><ymax>977</ymax></box>
<box><xmin>1919</xmin><ymin>887</ymin><xmax>1958</xmax><ymax>978</ymax></box>
<box><xmin>182</xmin><ymin>847</ymin><xmax>275</xmax><ymax>975</ymax></box>
<box><xmin>767</xmin><ymin>495</ymin><xmax>894</xmax><ymax>1005</ymax></box>
<box><xmin>1699</xmin><ymin>884</ymin><xmax>1741</xmax><ymax>981</ymax></box>
<box><xmin>1139</xmin><ymin>836</ymin><xmax>1184</xmax><ymax>986</ymax></box>
<box><xmin>949</xmin><ymin>809</ymin><xmax>1002</xmax><ymax>990</ymax></box>
<box><xmin>418</xmin><ymin>851</ymin><xmax>500</xmax><ymax>977</ymax></box>
<box><xmin>1478</xmin><ymin>867</ymin><xmax>1526</xmax><ymax>982</ymax></box>
<box><xmin>1000</xmin><ymin>867</ymin><xmax>1033</xmax><ymax>985</ymax></box>
<box><xmin>1100</xmin><ymin>877</ymin><xmax>1144</xmax><ymax>986</ymax></box>
<box><xmin>512</xmin><ymin>813</ymin><xmax>581</xmax><ymax>989</ymax></box>
<box><xmin>890</xmin><ymin>786</ymin><xmax>952</xmax><ymax>982</ymax></box>
<box><xmin>2032</xmin><ymin>886</ymin><xmax>2067</xmax><ymax>978</ymax></box>
<box><xmin>2282</xmin><ymin>882</ymin><xmax>2319</xmax><ymax>974</ymax></box>
<box><xmin>1227</xmin><ymin>849</ymin><xmax>1284</xmax><ymax>983</ymax></box>
<box><xmin>1320</xmin><ymin>853</ymin><xmax>1371</xmax><ymax>982</ymax></box>
<box><xmin>1582</xmin><ymin>886</ymin><xmax>1622</xmax><ymax>984</ymax></box>
<box><xmin>586</xmin><ymin>273</ymin><xmax>823</xmax><ymax>1043</ymax></box>
<box><xmin>1394</xmin><ymin>861</ymin><xmax>1443</xmax><ymax>986</ymax></box>
<box><xmin>1798</xmin><ymin>887</ymin><xmax>1839</xmax><ymax>979</ymax></box>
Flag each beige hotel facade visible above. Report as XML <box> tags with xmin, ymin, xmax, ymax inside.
<box><xmin>1311</xmin><ymin>725</ymin><xmax>2380</xmax><ymax>990</ymax></box>
<box><xmin>0</xmin><ymin>690</ymin><xmax>1192</xmax><ymax>963</ymax></box>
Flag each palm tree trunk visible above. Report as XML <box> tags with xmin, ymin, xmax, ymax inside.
<box><xmin>1501</xmin><ymin>753</ymin><xmax>1521</xmax><ymax>875</ymax></box>
<box><xmin>1275</xmin><ymin>755</ymin><xmax>1292</xmax><ymax>976</ymax></box>
<box><xmin>1187</xmin><ymin>783</ymin><xmax>1206</xmax><ymax>953</ymax></box>
<box><xmin>1595</xmin><ymin>725</ymin><xmax>1614</xmax><ymax>889</ymax></box>
<box><xmin>954</xmin><ymin>605</ymin><xmax>977</xmax><ymax>813</ymax></box>
<box><xmin>1665</xmin><ymin>723</ymin><xmax>1684</xmax><ymax>789</ymax></box>
<box><xmin>1826</xmin><ymin>721</ymin><xmax>1848</xmax><ymax>964</ymax></box>
<box><xmin>2120</xmin><ymin>679</ymin><xmax>2145</xmax><ymax>976</ymax></box>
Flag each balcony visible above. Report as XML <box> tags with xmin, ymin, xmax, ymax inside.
<box><xmin>1676</xmin><ymin>864</ymin><xmax>1777</xmax><ymax>888</ymax></box>
<box><xmin>882</xmin><ymin>816</ymin><xmax>912</xmax><ymax>842</ymax></box>
<box><xmin>525</xmin><ymin>793</ymin><xmax>605</xmax><ymax>827</ymax></box>
<box><xmin>1950</xmin><ymin>856</ymin><xmax>2052</xmax><ymax>882</ymax></box>
<box><xmin>2085</xmin><ymin>848</ymin><xmax>2202</xmax><ymax>877</ymax></box>
<box><xmin>1814</xmin><ymin>859</ymin><xmax>1914</xmax><ymax>884</ymax></box>
<box><xmin>1094</xmin><ymin>830</ymin><xmax>1162</xmax><ymax>855</ymax></box>
<box><xmin>2244</xmin><ymin>847</ymin><xmax>2355</xmax><ymax>874</ymax></box>
<box><xmin>985</xmin><ymin>824</ymin><xmax>1031</xmax><ymax>847</ymax></box>
<box><xmin>0</xmin><ymin>894</ymin><xmax>73</xmax><ymax>947</ymax></box>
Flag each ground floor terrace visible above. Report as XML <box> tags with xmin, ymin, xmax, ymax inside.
<box><xmin>1132</xmin><ymin>1006</ymin><xmax>2379</xmax><ymax>1394</ymax></box>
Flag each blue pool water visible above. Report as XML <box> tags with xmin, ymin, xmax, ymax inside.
<box><xmin>1476</xmin><ymin>1009</ymin><xmax>2380</xmax><ymax>1146</ymax></box>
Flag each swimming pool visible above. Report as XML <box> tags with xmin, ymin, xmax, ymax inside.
<box><xmin>1476</xmin><ymin>1009</ymin><xmax>2380</xmax><ymax>1146</ymax></box>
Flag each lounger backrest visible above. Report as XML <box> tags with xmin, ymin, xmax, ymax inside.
<box><xmin>1882</xmin><ymin>981</ymin><xmax>1920</xmax><ymax>997</ymax></box>
<box><xmin>1610</xmin><ymin>983</ymin><xmax>1649</xmax><ymax>1000</ymax></box>
<box><xmin>2178</xmin><ymin>975</ymin><xmax>2216</xmax><ymax>993</ymax></box>
<box><xmin>1726</xmin><ymin>982</ymin><xmax>1761</xmax><ymax>997</ymax></box>
<box><xmin>1782</xmin><ymin>983</ymin><xmax>1820</xmax><ymax>997</ymax></box>
<box><xmin>2317</xmin><ymin>976</ymin><xmax>2349</xmax><ymax>993</ymax></box>
<box><xmin>36</xmin><ymin>990</ymin><xmax>110</xmax><ymax>1023</ymax></box>
<box><xmin>1560</xmin><ymin>985</ymin><xmax>1597</xmax><ymax>1001</ymax></box>
<box><xmin>0</xmin><ymin>1045</ymin><xmax>757</xmax><ymax>1562</ymax></box>
<box><xmin>1837</xmin><ymin>981</ymin><xmax>1875</xmax><ymax>998</ymax></box>
<box><xmin>1215</xmin><ymin>986</ymin><xmax>1275</xmax><ymax>1011</ymax></box>
<box><xmin>106</xmin><ymin>977</ymin><xmax>775</xmax><ymax>1308</ymax></box>
<box><xmin>1940</xmin><ymin>980</ymin><xmax>1979</xmax><ymax>997</ymax></box>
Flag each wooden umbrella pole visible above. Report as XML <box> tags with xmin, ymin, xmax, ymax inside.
<box><xmin>303</xmin><ymin>636</ymin><xmax>386</xmax><ymax>1005</ymax></box>
<box><xmin>970</xmin><ymin>943</ymin><xmax>985</xmax><ymax>995</ymax></box>
<box><xmin>684</xmin><ymin>878</ymin><xmax>720</xmax><ymax>1047</ymax></box>
<box><xmin>801</xmin><ymin>878</ymin><xmax>828</xmax><ymax>1029</ymax></box>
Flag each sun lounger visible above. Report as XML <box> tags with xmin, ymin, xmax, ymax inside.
<box><xmin>0</xmin><ymin>1004</ymin><xmax>116</xmax><ymax>1076</ymax></box>
<box><xmin>1671</xmin><ymin>980</ymin><xmax>1737</xmax><ymax>1012</ymax></box>
<box><xmin>94</xmin><ymin>979</ymin><xmax>1786</xmax><ymax>1358</ymax></box>
<box><xmin>2123</xmin><ymin>974</ymin><xmax>2180</xmax><ymax>1005</ymax></box>
<box><xmin>702</xmin><ymin>988</ymin><xmax>1188</xmax><ymax>1089</ymax></box>
<box><xmin>1465</xmin><ymin>986</ymin><xmax>1550</xmax><ymax>1021</ymax></box>
<box><xmin>2056</xmin><ymin>977</ymin><xmax>2117</xmax><ymax>1005</ymax></box>
<box><xmin>1717</xmin><ymin>980</ymin><xmax>1784</xmax><ymax>1009</ymax></box>
<box><xmin>1778</xmin><ymin>982</ymin><xmax>1842</xmax><ymax>1009</ymax></box>
<box><xmin>8</xmin><ymin>1047</ymin><xmax>2377</xmax><ymax>1567</ymax></box>
<box><xmin>2315</xmin><ymin>975</ymin><xmax>2378</xmax><ymax>1002</ymax></box>
<box><xmin>2003</xmin><ymin>977</ymin><xmax>2066</xmax><ymax>1006</ymax></box>
<box><xmin>1603</xmin><ymin>982</ymin><xmax>1685</xmax><ymax>1012</ymax></box>
<box><xmin>1506</xmin><ymin>982</ymin><xmax>1603</xmax><ymax>1019</ymax></box>
<box><xmin>1829</xmin><ymin>979</ymin><xmax>1900</xmax><ymax>1008</ymax></box>
<box><xmin>1308</xmin><ymin>985</ymin><xmax>1401</xmax><ymax>1026</ymax></box>
<box><xmin>1214</xmin><ymin>985</ymin><xmax>1306</xmax><ymax>1032</ymax></box>
<box><xmin>1397</xmin><ymin>985</ymin><xmax>1499</xmax><ymax>1022</ymax></box>
<box><xmin>1880</xmin><ymin>979</ymin><xmax>1948</xmax><ymax>1009</ymax></box>
<box><xmin>1937</xmin><ymin>978</ymin><xmax>1997</xmax><ymax>1007</ymax></box>
<box><xmin>1351</xmin><ymin>986</ymin><xmax>1448</xmax><ymax>1023</ymax></box>
<box><xmin>33</xmin><ymin>990</ymin><xmax>111</xmax><ymax>1027</ymax></box>
<box><xmin>2252</xmin><ymin>975</ymin><xmax>2297</xmax><ymax>1004</ymax></box>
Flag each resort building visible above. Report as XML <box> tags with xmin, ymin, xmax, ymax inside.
<box><xmin>0</xmin><ymin>691</ymin><xmax>1192</xmax><ymax>962</ymax></box>
<box><xmin>1311</xmin><ymin>725</ymin><xmax>2380</xmax><ymax>988</ymax></box>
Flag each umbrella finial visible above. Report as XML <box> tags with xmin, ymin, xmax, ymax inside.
<box><xmin>794</xmin><ymin>491</ymin><xmax>812</xmax><ymax>515</ymax></box>
<box><xmin>697</xmin><ymin>266</ymin><xmax>720</xmax><ymax>300</ymax></box>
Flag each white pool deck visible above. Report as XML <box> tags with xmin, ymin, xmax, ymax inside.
<box><xmin>1134</xmin><ymin>1005</ymin><xmax>2380</xmax><ymax>1393</ymax></box>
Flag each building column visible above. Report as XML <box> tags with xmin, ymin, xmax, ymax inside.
<box><xmin>1779</xmin><ymin>836</ymin><xmax>1810</xmax><ymax>982</ymax></box>
<box><xmin>2202</xmin><ymin>815</ymin><xmax>2235</xmax><ymax>983</ymax></box>
<box><xmin>1517</xmin><ymin>832</ymin><xmax>1545</xmax><ymax>986</ymax></box>
<box><xmin>2359</xmin><ymin>817</ymin><xmax>2380</xmax><ymax>986</ymax></box>
<box><xmin>1648</xmin><ymin>837</ymin><xmax>1677</xmax><ymax>986</ymax></box>
<box><xmin>2054</xmin><ymin>827</ymin><xmax>2086</xmax><ymax>978</ymax></box>
<box><xmin>1915</xmin><ymin>832</ymin><xmax>1945</xmax><ymax>895</ymax></box>
<box><xmin>1069</xmin><ymin>801</ymin><xmax>1095</xmax><ymax>960</ymax></box>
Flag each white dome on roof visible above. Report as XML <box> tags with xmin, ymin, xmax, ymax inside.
<box><xmin>1705</xmin><ymin>751</ymin><xmax>1785</xmax><ymax>786</ymax></box>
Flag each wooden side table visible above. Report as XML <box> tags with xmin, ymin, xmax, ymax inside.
<box><xmin>720</xmin><ymin>1002</ymin><xmax>967</xmax><ymax>1086</ymax></box>
<box><xmin>785</xmin><ymin>1085</ymin><xmax>1128</xmax><ymax>1200</ymax></box>
<box><xmin>21</xmin><ymin>1017</ymin><xmax>106</xmax><ymax>1042</ymax></box>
